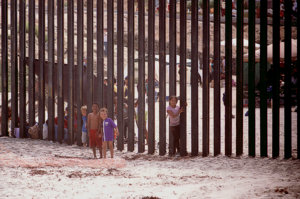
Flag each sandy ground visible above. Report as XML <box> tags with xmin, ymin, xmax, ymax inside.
<box><xmin>0</xmin><ymin>83</ymin><xmax>299</xmax><ymax>198</ymax></box>
<box><xmin>0</xmin><ymin>137</ymin><xmax>300</xmax><ymax>199</ymax></box>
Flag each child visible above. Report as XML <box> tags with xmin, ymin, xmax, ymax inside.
<box><xmin>99</xmin><ymin>108</ymin><xmax>119</xmax><ymax>158</ymax></box>
<box><xmin>87</xmin><ymin>103</ymin><xmax>102</xmax><ymax>158</ymax></box>
<box><xmin>81</xmin><ymin>105</ymin><xmax>88</xmax><ymax>147</ymax></box>
<box><xmin>167</xmin><ymin>96</ymin><xmax>184</xmax><ymax>155</ymax></box>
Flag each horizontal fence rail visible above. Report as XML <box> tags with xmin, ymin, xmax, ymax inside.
<box><xmin>0</xmin><ymin>0</ymin><xmax>298</xmax><ymax>159</ymax></box>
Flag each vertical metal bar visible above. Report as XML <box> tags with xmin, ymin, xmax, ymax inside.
<box><xmin>57</xmin><ymin>0</ymin><xmax>64</xmax><ymax>143</ymax></box>
<box><xmin>107</xmin><ymin>0</ymin><xmax>114</xmax><ymax>119</ymax></box>
<box><xmin>202</xmin><ymin>0</ymin><xmax>210</xmax><ymax>157</ymax></box>
<box><xmin>68</xmin><ymin>0</ymin><xmax>74</xmax><ymax>145</ymax></box>
<box><xmin>191</xmin><ymin>0</ymin><xmax>198</xmax><ymax>156</ymax></box>
<box><xmin>225</xmin><ymin>0</ymin><xmax>232</xmax><ymax>156</ymax></box>
<box><xmin>169</xmin><ymin>0</ymin><xmax>176</xmax><ymax>155</ymax></box>
<box><xmin>11</xmin><ymin>0</ymin><xmax>18</xmax><ymax>136</ymax></box>
<box><xmin>179</xmin><ymin>0</ymin><xmax>187</xmax><ymax>156</ymax></box>
<box><xmin>169</xmin><ymin>0</ymin><xmax>176</xmax><ymax>97</ymax></box>
<box><xmin>38</xmin><ymin>0</ymin><xmax>45</xmax><ymax>139</ymax></box>
<box><xmin>298</xmin><ymin>0</ymin><xmax>300</xmax><ymax>160</ymax></box>
<box><xmin>148</xmin><ymin>0</ymin><xmax>155</xmax><ymax>154</ymax></box>
<box><xmin>272</xmin><ymin>0</ymin><xmax>280</xmax><ymax>158</ymax></box>
<box><xmin>117</xmin><ymin>0</ymin><xmax>124</xmax><ymax>151</ymax></box>
<box><xmin>284</xmin><ymin>0</ymin><xmax>292</xmax><ymax>159</ymax></box>
<box><xmin>48</xmin><ymin>0</ymin><xmax>55</xmax><ymax>141</ymax></box>
<box><xmin>19</xmin><ymin>0</ymin><xmax>26</xmax><ymax>138</ymax></box>
<box><xmin>77</xmin><ymin>0</ymin><xmax>84</xmax><ymax>145</ymax></box>
<box><xmin>1</xmin><ymin>0</ymin><xmax>8</xmax><ymax>136</ymax></box>
<box><xmin>127</xmin><ymin>0</ymin><xmax>135</xmax><ymax>151</ymax></box>
<box><xmin>29</xmin><ymin>0</ymin><xmax>35</xmax><ymax>127</ymax></box>
<box><xmin>248</xmin><ymin>0</ymin><xmax>256</xmax><ymax>157</ymax></box>
<box><xmin>87</xmin><ymin>0</ymin><xmax>93</xmax><ymax>114</ymax></box>
<box><xmin>213</xmin><ymin>0</ymin><xmax>221</xmax><ymax>156</ymax></box>
<box><xmin>159</xmin><ymin>0</ymin><xmax>166</xmax><ymax>156</ymax></box>
<box><xmin>138</xmin><ymin>0</ymin><xmax>145</xmax><ymax>153</ymax></box>
<box><xmin>260</xmin><ymin>0</ymin><xmax>268</xmax><ymax>157</ymax></box>
<box><xmin>97</xmin><ymin>0</ymin><xmax>104</xmax><ymax>108</ymax></box>
<box><xmin>236</xmin><ymin>0</ymin><xmax>244</xmax><ymax>156</ymax></box>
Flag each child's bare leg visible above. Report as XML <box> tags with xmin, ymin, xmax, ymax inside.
<box><xmin>92</xmin><ymin>147</ymin><xmax>96</xmax><ymax>158</ymax></box>
<box><xmin>102</xmin><ymin>142</ymin><xmax>107</xmax><ymax>158</ymax></box>
<box><xmin>108</xmin><ymin>141</ymin><xmax>114</xmax><ymax>158</ymax></box>
<box><xmin>98</xmin><ymin>147</ymin><xmax>102</xmax><ymax>158</ymax></box>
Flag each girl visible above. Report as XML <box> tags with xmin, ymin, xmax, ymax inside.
<box><xmin>99</xmin><ymin>108</ymin><xmax>119</xmax><ymax>158</ymax></box>
<box><xmin>167</xmin><ymin>96</ymin><xmax>184</xmax><ymax>155</ymax></box>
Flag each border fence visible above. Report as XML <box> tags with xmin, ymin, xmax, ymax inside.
<box><xmin>0</xmin><ymin>0</ymin><xmax>299</xmax><ymax>158</ymax></box>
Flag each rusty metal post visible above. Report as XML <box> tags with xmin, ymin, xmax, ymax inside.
<box><xmin>169</xmin><ymin>0</ymin><xmax>176</xmax><ymax>98</ymax></box>
<box><xmin>77</xmin><ymin>0</ymin><xmax>84</xmax><ymax>145</ymax></box>
<box><xmin>107</xmin><ymin>0</ymin><xmax>114</xmax><ymax>119</ymax></box>
<box><xmin>117</xmin><ymin>0</ymin><xmax>124</xmax><ymax>151</ymax></box>
<box><xmin>127</xmin><ymin>0</ymin><xmax>135</xmax><ymax>152</ymax></box>
<box><xmin>11</xmin><ymin>0</ymin><xmax>18</xmax><ymax>136</ymax></box>
<box><xmin>38</xmin><ymin>0</ymin><xmax>45</xmax><ymax>139</ymax></box>
<box><xmin>57</xmin><ymin>0</ymin><xmax>64</xmax><ymax>143</ymax></box>
<box><xmin>159</xmin><ymin>0</ymin><xmax>166</xmax><ymax>156</ymax></box>
<box><xmin>179</xmin><ymin>0</ymin><xmax>187</xmax><ymax>156</ymax></box>
<box><xmin>48</xmin><ymin>0</ymin><xmax>55</xmax><ymax>141</ymax></box>
<box><xmin>138</xmin><ymin>0</ymin><xmax>145</xmax><ymax>153</ymax></box>
<box><xmin>148</xmin><ymin>0</ymin><xmax>155</xmax><ymax>154</ymax></box>
<box><xmin>297</xmin><ymin>0</ymin><xmax>300</xmax><ymax>159</ymax></box>
<box><xmin>19</xmin><ymin>0</ymin><xmax>26</xmax><ymax>138</ymax></box>
<box><xmin>249</xmin><ymin>0</ymin><xmax>256</xmax><ymax>157</ymax></box>
<box><xmin>168</xmin><ymin>0</ymin><xmax>176</xmax><ymax>155</ymax></box>
<box><xmin>87</xmin><ymin>0</ymin><xmax>93</xmax><ymax>114</ymax></box>
<box><xmin>97</xmin><ymin>0</ymin><xmax>104</xmax><ymax>108</ymax></box>
<box><xmin>29</xmin><ymin>0</ymin><xmax>36</xmax><ymax>127</ymax></box>
<box><xmin>260</xmin><ymin>0</ymin><xmax>268</xmax><ymax>157</ymax></box>
<box><xmin>68</xmin><ymin>0</ymin><xmax>74</xmax><ymax>145</ymax></box>
<box><xmin>191</xmin><ymin>0</ymin><xmax>198</xmax><ymax>156</ymax></box>
<box><xmin>284</xmin><ymin>0</ymin><xmax>292</xmax><ymax>159</ymax></box>
<box><xmin>1</xmin><ymin>0</ymin><xmax>8</xmax><ymax>136</ymax></box>
<box><xmin>236</xmin><ymin>0</ymin><xmax>244</xmax><ymax>156</ymax></box>
<box><xmin>272</xmin><ymin>0</ymin><xmax>280</xmax><ymax>158</ymax></box>
<box><xmin>225</xmin><ymin>0</ymin><xmax>232</xmax><ymax>157</ymax></box>
<box><xmin>203</xmin><ymin>0</ymin><xmax>210</xmax><ymax>157</ymax></box>
<box><xmin>213</xmin><ymin>0</ymin><xmax>221</xmax><ymax>156</ymax></box>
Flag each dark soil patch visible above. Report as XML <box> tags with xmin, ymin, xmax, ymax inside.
<box><xmin>66</xmin><ymin>168</ymin><xmax>135</xmax><ymax>179</ymax></box>
<box><xmin>142</xmin><ymin>197</ymin><xmax>161</xmax><ymax>199</ymax></box>
<box><xmin>30</xmin><ymin>169</ymin><xmax>48</xmax><ymax>176</ymax></box>
<box><xmin>275</xmin><ymin>187</ymin><xmax>289</xmax><ymax>194</ymax></box>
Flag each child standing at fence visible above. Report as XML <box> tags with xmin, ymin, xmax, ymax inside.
<box><xmin>99</xmin><ymin>108</ymin><xmax>119</xmax><ymax>158</ymax></box>
<box><xmin>81</xmin><ymin>105</ymin><xmax>88</xmax><ymax>147</ymax></box>
<box><xmin>87</xmin><ymin>103</ymin><xmax>102</xmax><ymax>158</ymax></box>
<box><xmin>167</xmin><ymin>96</ymin><xmax>184</xmax><ymax>155</ymax></box>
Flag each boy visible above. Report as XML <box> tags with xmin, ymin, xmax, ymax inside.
<box><xmin>87</xmin><ymin>103</ymin><xmax>102</xmax><ymax>158</ymax></box>
<box><xmin>81</xmin><ymin>105</ymin><xmax>88</xmax><ymax>147</ymax></box>
<box><xmin>99</xmin><ymin>108</ymin><xmax>119</xmax><ymax>158</ymax></box>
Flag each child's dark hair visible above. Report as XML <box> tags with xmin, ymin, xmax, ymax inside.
<box><xmin>92</xmin><ymin>103</ymin><xmax>99</xmax><ymax>108</ymax></box>
<box><xmin>169</xmin><ymin>95</ymin><xmax>178</xmax><ymax>104</ymax></box>
<box><xmin>100</xmin><ymin>107</ymin><xmax>108</xmax><ymax>113</ymax></box>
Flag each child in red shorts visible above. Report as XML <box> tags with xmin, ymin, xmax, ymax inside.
<box><xmin>87</xmin><ymin>103</ymin><xmax>102</xmax><ymax>158</ymax></box>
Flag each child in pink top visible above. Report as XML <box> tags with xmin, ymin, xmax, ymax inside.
<box><xmin>167</xmin><ymin>96</ymin><xmax>184</xmax><ymax>155</ymax></box>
